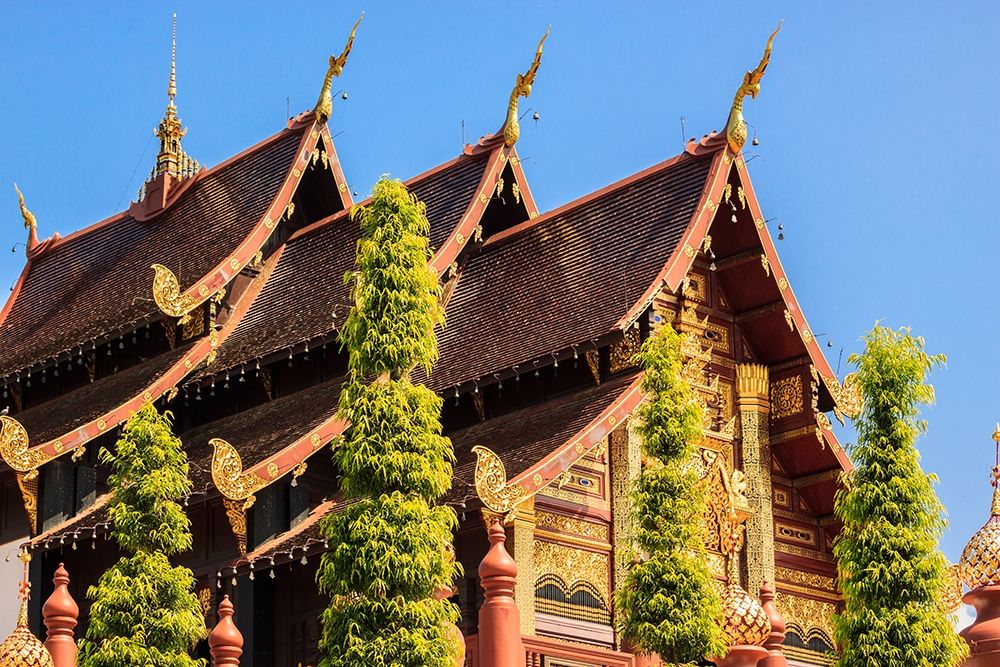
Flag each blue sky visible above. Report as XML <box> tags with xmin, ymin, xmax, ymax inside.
<box><xmin>0</xmin><ymin>2</ymin><xmax>998</xmax><ymax>573</ymax></box>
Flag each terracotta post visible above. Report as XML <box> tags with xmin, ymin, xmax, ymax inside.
<box><xmin>42</xmin><ymin>563</ymin><xmax>78</xmax><ymax>667</ymax></box>
<box><xmin>478</xmin><ymin>518</ymin><xmax>523</xmax><ymax>667</ymax></box>
<box><xmin>209</xmin><ymin>595</ymin><xmax>244</xmax><ymax>667</ymax></box>
<box><xmin>758</xmin><ymin>583</ymin><xmax>789</xmax><ymax>667</ymax></box>
<box><xmin>961</xmin><ymin>586</ymin><xmax>1000</xmax><ymax>666</ymax></box>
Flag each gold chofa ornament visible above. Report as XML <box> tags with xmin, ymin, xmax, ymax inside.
<box><xmin>503</xmin><ymin>28</ymin><xmax>550</xmax><ymax>147</ymax></box>
<box><xmin>314</xmin><ymin>13</ymin><xmax>363</xmax><ymax>123</ymax></box>
<box><xmin>726</xmin><ymin>21</ymin><xmax>781</xmax><ymax>154</ymax></box>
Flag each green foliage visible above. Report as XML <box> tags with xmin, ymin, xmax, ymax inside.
<box><xmin>616</xmin><ymin>321</ymin><xmax>727</xmax><ymax>664</ymax></box>
<box><xmin>78</xmin><ymin>404</ymin><xmax>206</xmax><ymax>667</ymax></box>
<box><xmin>833</xmin><ymin>325</ymin><xmax>967</xmax><ymax>667</ymax></box>
<box><xmin>319</xmin><ymin>177</ymin><xmax>460</xmax><ymax>667</ymax></box>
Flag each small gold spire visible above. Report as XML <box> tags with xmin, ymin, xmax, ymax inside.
<box><xmin>13</xmin><ymin>184</ymin><xmax>35</xmax><ymax>232</ymax></box>
<box><xmin>725</xmin><ymin>21</ymin><xmax>782</xmax><ymax>154</ymax></box>
<box><xmin>502</xmin><ymin>28</ymin><xmax>550</xmax><ymax>148</ymax></box>
<box><xmin>146</xmin><ymin>13</ymin><xmax>197</xmax><ymax>192</ymax></box>
<box><xmin>168</xmin><ymin>14</ymin><xmax>177</xmax><ymax>101</ymax></box>
<box><xmin>314</xmin><ymin>13</ymin><xmax>363</xmax><ymax>123</ymax></box>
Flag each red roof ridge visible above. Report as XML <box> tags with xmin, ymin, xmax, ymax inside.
<box><xmin>482</xmin><ymin>148</ymin><xmax>709</xmax><ymax>252</ymax></box>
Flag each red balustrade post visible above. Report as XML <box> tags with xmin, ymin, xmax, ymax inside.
<box><xmin>758</xmin><ymin>583</ymin><xmax>789</xmax><ymax>667</ymax></box>
<box><xmin>43</xmin><ymin>563</ymin><xmax>79</xmax><ymax>667</ymax></box>
<box><xmin>478</xmin><ymin>518</ymin><xmax>524</xmax><ymax>667</ymax></box>
<box><xmin>962</xmin><ymin>585</ymin><xmax>1000</xmax><ymax>666</ymax></box>
<box><xmin>209</xmin><ymin>595</ymin><xmax>244</xmax><ymax>667</ymax></box>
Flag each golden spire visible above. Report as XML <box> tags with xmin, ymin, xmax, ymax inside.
<box><xmin>725</xmin><ymin>21</ymin><xmax>782</xmax><ymax>155</ymax></box>
<box><xmin>314</xmin><ymin>13</ymin><xmax>363</xmax><ymax>123</ymax></box>
<box><xmin>502</xmin><ymin>28</ymin><xmax>550</xmax><ymax>148</ymax></box>
<box><xmin>958</xmin><ymin>426</ymin><xmax>1000</xmax><ymax>590</ymax></box>
<box><xmin>149</xmin><ymin>13</ymin><xmax>197</xmax><ymax>187</ymax></box>
<box><xmin>13</xmin><ymin>184</ymin><xmax>39</xmax><ymax>257</ymax></box>
<box><xmin>0</xmin><ymin>549</ymin><xmax>52</xmax><ymax>667</ymax></box>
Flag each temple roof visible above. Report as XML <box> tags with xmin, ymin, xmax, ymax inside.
<box><xmin>197</xmin><ymin>148</ymin><xmax>496</xmax><ymax>377</ymax></box>
<box><xmin>428</xmin><ymin>152</ymin><xmax>714</xmax><ymax>389</ymax></box>
<box><xmin>0</xmin><ymin>126</ymin><xmax>306</xmax><ymax>375</ymax></box>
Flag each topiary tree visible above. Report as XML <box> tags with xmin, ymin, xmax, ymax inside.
<box><xmin>833</xmin><ymin>325</ymin><xmax>967</xmax><ymax>666</ymax></box>
<box><xmin>317</xmin><ymin>177</ymin><xmax>460</xmax><ymax>667</ymax></box>
<box><xmin>615</xmin><ymin>320</ymin><xmax>728</xmax><ymax>665</ymax></box>
<box><xmin>78</xmin><ymin>403</ymin><xmax>206</xmax><ymax>667</ymax></box>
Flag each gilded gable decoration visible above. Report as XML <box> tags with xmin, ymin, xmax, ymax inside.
<box><xmin>770</xmin><ymin>375</ymin><xmax>803</xmax><ymax>420</ymax></box>
<box><xmin>314</xmin><ymin>13</ymin><xmax>363</xmax><ymax>123</ymax></box>
<box><xmin>725</xmin><ymin>22</ymin><xmax>781</xmax><ymax>154</ymax></box>
<box><xmin>210</xmin><ymin>438</ymin><xmax>268</xmax><ymax>505</ymax></box>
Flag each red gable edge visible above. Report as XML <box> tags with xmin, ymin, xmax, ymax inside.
<box><xmin>209</xmin><ymin>141</ymin><xmax>522</xmax><ymax>500</ymax></box>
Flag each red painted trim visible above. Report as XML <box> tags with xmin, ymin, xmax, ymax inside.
<box><xmin>18</xmin><ymin>245</ymin><xmax>286</xmax><ymax>466</ymax></box>
<box><xmin>509</xmin><ymin>375</ymin><xmax>644</xmax><ymax>492</ymax></box>
<box><xmin>156</xmin><ymin>121</ymin><xmax>319</xmax><ymax>315</ymax></box>
<box><xmin>243</xmin><ymin>412</ymin><xmax>349</xmax><ymax>487</ymax></box>
<box><xmin>318</xmin><ymin>124</ymin><xmax>354</xmax><ymax>210</ymax></box>
<box><xmin>613</xmin><ymin>148</ymin><xmax>730</xmax><ymax>329</ymax></box>
<box><xmin>429</xmin><ymin>144</ymin><xmax>506</xmax><ymax>275</ymax></box>
<box><xmin>505</xmin><ymin>146</ymin><xmax>540</xmax><ymax>220</ymax></box>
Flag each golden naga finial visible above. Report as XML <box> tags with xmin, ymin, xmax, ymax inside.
<box><xmin>314</xmin><ymin>12</ymin><xmax>364</xmax><ymax>123</ymax></box>
<box><xmin>13</xmin><ymin>184</ymin><xmax>35</xmax><ymax>232</ymax></box>
<box><xmin>725</xmin><ymin>21</ymin><xmax>782</xmax><ymax>154</ymax></box>
<box><xmin>502</xmin><ymin>28</ymin><xmax>550</xmax><ymax>147</ymax></box>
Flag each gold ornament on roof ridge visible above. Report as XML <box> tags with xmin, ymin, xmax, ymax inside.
<box><xmin>726</xmin><ymin>21</ymin><xmax>782</xmax><ymax>154</ymax></box>
<box><xmin>472</xmin><ymin>445</ymin><xmax>529</xmax><ymax>519</ymax></box>
<box><xmin>151</xmin><ymin>263</ymin><xmax>199</xmax><ymax>318</ymax></box>
<box><xmin>147</xmin><ymin>14</ymin><xmax>198</xmax><ymax>190</ymax></box>
<box><xmin>314</xmin><ymin>12</ymin><xmax>363</xmax><ymax>123</ymax></box>
<box><xmin>503</xmin><ymin>28</ymin><xmax>550</xmax><ymax>147</ymax></box>
<box><xmin>210</xmin><ymin>437</ymin><xmax>269</xmax><ymax>503</ymax></box>
<box><xmin>0</xmin><ymin>416</ymin><xmax>44</xmax><ymax>475</ymax></box>
<box><xmin>958</xmin><ymin>426</ymin><xmax>1000</xmax><ymax>590</ymax></box>
<box><xmin>14</xmin><ymin>184</ymin><xmax>36</xmax><ymax>233</ymax></box>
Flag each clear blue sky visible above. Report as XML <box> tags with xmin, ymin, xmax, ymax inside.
<box><xmin>0</xmin><ymin>2</ymin><xmax>998</xmax><ymax>564</ymax></box>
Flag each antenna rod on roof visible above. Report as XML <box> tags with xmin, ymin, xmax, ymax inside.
<box><xmin>679</xmin><ymin>115</ymin><xmax>686</xmax><ymax>149</ymax></box>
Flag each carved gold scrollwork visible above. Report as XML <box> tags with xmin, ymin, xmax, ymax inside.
<box><xmin>700</xmin><ymin>449</ymin><xmax>750</xmax><ymax>563</ymax></box>
<box><xmin>0</xmin><ymin>416</ymin><xmax>43</xmax><ymax>474</ymax></box>
<box><xmin>151</xmin><ymin>263</ymin><xmax>199</xmax><ymax>318</ymax></box>
<box><xmin>210</xmin><ymin>438</ymin><xmax>269</xmax><ymax>503</ymax></box>
<box><xmin>811</xmin><ymin>366</ymin><xmax>863</xmax><ymax>426</ymax></box>
<box><xmin>15</xmin><ymin>472</ymin><xmax>38</xmax><ymax>536</ymax></box>
<box><xmin>222</xmin><ymin>498</ymin><xmax>250</xmax><ymax>556</ymax></box>
<box><xmin>472</xmin><ymin>445</ymin><xmax>529</xmax><ymax>518</ymax></box>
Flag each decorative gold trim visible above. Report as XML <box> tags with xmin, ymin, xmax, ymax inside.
<box><xmin>725</xmin><ymin>22</ymin><xmax>781</xmax><ymax>154</ymax></box>
<box><xmin>472</xmin><ymin>445</ymin><xmax>529</xmax><ymax>518</ymax></box>
<box><xmin>151</xmin><ymin>263</ymin><xmax>199</xmax><ymax>318</ymax></box>
<box><xmin>313</xmin><ymin>13</ymin><xmax>363</xmax><ymax>123</ymax></box>
<box><xmin>210</xmin><ymin>438</ymin><xmax>268</xmax><ymax>503</ymax></box>
<box><xmin>222</xmin><ymin>497</ymin><xmax>250</xmax><ymax>556</ymax></box>
<box><xmin>0</xmin><ymin>416</ymin><xmax>42</xmax><ymax>474</ymax></box>
<box><xmin>15</xmin><ymin>472</ymin><xmax>38</xmax><ymax>536</ymax></box>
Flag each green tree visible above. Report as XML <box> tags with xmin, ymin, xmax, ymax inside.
<box><xmin>78</xmin><ymin>403</ymin><xmax>206</xmax><ymax>667</ymax></box>
<box><xmin>834</xmin><ymin>325</ymin><xmax>966</xmax><ymax>666</ymax></box>
<box><xmin>318</xmin><ymin>178</ymin><xmax>460</xmax><ymax>667</ymax></box>
<box><xmin>616</xmin><ymin>321</ymin><xmax>727</xmax><ymax>665</ymax></box>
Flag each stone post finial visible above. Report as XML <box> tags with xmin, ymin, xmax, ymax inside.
<box><xmin>758</xmin><ymin>583</ymin><xmax>790</xmax><ymax>667</ymax></box>
<box><xmin>43</xmin><ymin>563</ymin><xmax>78</xmax><ymax>667</ymax></box>
<box><xmin>209</xmin><ymin>595</ymin><xmax>244</xmax><ymax>667</ymax></box>
<box><xmin>478</xmin><ymin>517</ymin><xmax>523</xmax><ymax>667</ymax></box>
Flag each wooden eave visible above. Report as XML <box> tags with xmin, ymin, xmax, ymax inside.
<box><xmin>0</xmin><ymin>247</ymin><xmax>283</xmax><ymax>475</ymax></box>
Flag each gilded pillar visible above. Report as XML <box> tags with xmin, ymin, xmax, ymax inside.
<box><xmin>610</xmin><ymin>425</ymin><xmax>641</xmax><ymax>648</ymax></box>
<box><xmin>508</xmin><ymin>499</ymin><xmax>536</xmax><ymax>635</ymax></box>
<box><xmin>736</xmin><ymin>364</ymin><xmax>774</xmax><ymax>595</ymax></box>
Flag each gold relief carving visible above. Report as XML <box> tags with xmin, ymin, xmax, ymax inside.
<box><xmin>702</xmin><ymin>235</ymin><xmax>713</xmax><ymax>253</ymax></box>
<box><xmin>754</xmin><ymin>217</ymin><xmax>765</xmax><ymax>229</ymax></box>
<box><xmin>773</xmin><ymin>487</ymin><xmax>790</xmax><ymax>508</ymax></box>
<box><xmin>761</xmin><ymin>254</ymin><xmax>771</xmax><ymax>277</ymax></box>
<box><xmin>700</xmin><ymin>448</ymin><xmax>750</xmax><ymax>559</ymax></box>
<box><xmin>770</xmin><ymin>376</ymin><xmax>804</xmax><ymax>420</ymax></box>
<box><xmin>495</xmin><ymin>177</ymin><xmax>504</xmax><ymax>198</ymax></box>
<box><xmin>15</xmin><ymin>472</ymin><xmax>38</xmax><ymax>535</ymax></box>
<box><xmin>197</xmin><ymin>586</ymin><xmax>213</xmax><ymax>621</ymax></box>
<box><xmin>179</xmin><ymin>305</ymin><xmax>205</xmax><ymax>340</ymax></box>
<box><xmin>264</xmin><ymin>217</ymin><xmax>275</xmax><ymax>230</ymax></box>
<box><xmin>777</xmin><ymin>593</ymin><xmax>836</xmax><ymax>647</ymax></box>
<box><xmin>210</xmin><ymin>438</ymin><xmax>269</xmax><ymax>502</ymax></box>
<box><xmin>737</xmin><ymin>186</ymin><xmax>747</xmax><ymax>209</ymax></box>
<box><xmin>266</xmin><ymin>462</ymin><xmax>279</xmax><ymax>479</ymax></box>
<box><xmin>0</xmin><ymin>416</ymin><xmax>43</xmax><ymax>474</ymax></box>
<box><xmin>503</xmin><ymin>29</ymin><xmax>549</xmax><ymax>147</ymax></box>
<box><xmin>939</xmin><ymin>564</ymin><xmax>964</xmax><ymax>614</ymax></box>
<box><xmin>683</xmin><ymin>273</ymin><xmax>709</xmax><ymax>303</ymax></box>
<box><xmin>293</xmin><ymin>168</ymin><xmax>302</xmax><ymax>178</ymax></box>
<box><xmin>816</xmin><ymin>411</ymin><xmax>833</xmax><ymax>433</ymax></box>
<box><xmin>683</xmin><ymin>243</ymin><xmax>696</xmax><ymax>258</ymax></box>
<box><xmin>737</xmin><ymin>364</ymin><xmax>775</xmax><ymax>595</ymax></box>
<box><xmin>775</xmin><ymin>541</ymin><xmax>834</xmax><ymax>562</ymax></box>
<box><xmin>536</xmin><ymin>511</ymin><xmax>610</xmax><ymax>542</ymax></box>
<box><xmin>703</xmin><ymin>321</ymin><xmax>730</xmax><ymax>353</ymax></box>
<box><xmin>704</xmin><ymin>200</ymin><xmax>718</xmax><ymax>213</ymax></box>
<box><xmin>777</xmin><ymin>276</ymin><xmax>788</xmax><ymax>291</ymax></box>
<box><xmin>726</xmin><ymin>22</ymin><xmax>781</xmax><ymax>154</ymax></box>
<box><xmin>802</xmin><ymin>329</ymin><xmax>814</xmax><ymax>344</ymax></box>
<box><xmin>151</xmin><ymin>264</ymin><xmax>199</xmax><ymax>318</ymax></box>
<box><xmin>609</xmin><ymin>326</ymin><xmax>642</xmax><ymax>373</ymax></box>
<box><xmin>472</xmin><ymin>445</ymin><xmax>529</xmax><ymax>517</ymax></box>
<box><xmin>285</xmin><ymin>202</ymin><xmax>296</xmax><ymax>219</ymax></box>
<box><xmin>775</xmin><ymin>522</ymin><xmax>817</xmax><ymax>546</ymax></box>
<box><xmin>511</xmin><ymin>181</ymin><xmax>521</xmax><ymax>204</ymax></box>
<box><xmin>53</xmin><ymin>440</ymin><xmax>64</xmax><ymax>454</ymax></box>
<box><xmin>784</xmin><ymin>309</ymin><xmax>794</xmax><ymax>332</ymax></box>
<box><xmin>222</xmin><ymin>497</ymin><xmax>249</xmax><ymax>556</ymax></box>
<box><xmin>310</xmin><ymin>433</ymin><xmax>322</xmax><ymax>448</ymax></box>
<box><xmin>71</xmin><ymin>446</ymin><xmax>86</xmax><ymax>463</ymax></box>
<box><xmin>313</xmin><ymin>13</ymin><xmax>363</xmax><ymax>122</ymax></box>
<box><xmin>229</xmin><ymin>257</ymin><xmax>240</xmax><ymax>271</ymax></box>
<box><xmin>584</xmin><ymin>349</ymin><xmax>601</xmax><ymax>385</ymax></box>
<box><xmin>311</xmin><ymin>148</ymin><xmax>319</xmax><ymax>166</ymax></box>
<box><xmin>775</xmin><ymin>566</ymin><xmax>835</xmax><ymax>592</ymax></box>
<box><xmin>534</xmin><ymin>540</ymin><xmax>609</xmax><ymax>599</ymax></box>
<box><xmin>724</xmin><ymin>184</ymin><xmax>732</xmax><ymax>204</ymax></box>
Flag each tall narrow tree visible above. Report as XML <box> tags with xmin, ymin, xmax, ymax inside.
<box><xmin>318</xmin><ymin>178</ymin><xmax>460</xmax><ymax>667</ymax></box>
<box><xmin>78</xmin><ymin>404</ymin><xmax>206</xmax><ymax>667</ymax></box>
<box><xmin>616</xmin><ymin>320</ymin><xmax>728</xmax><ymax>664</ymax></box>
<box><xmin>834</xmin><ymin>325</ymin><xmax>966</xmax><ymax>666</ymax></box>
